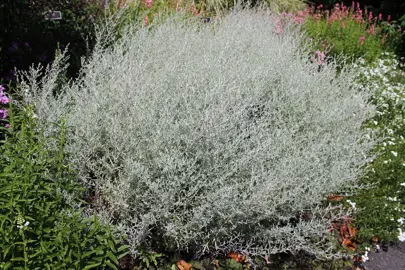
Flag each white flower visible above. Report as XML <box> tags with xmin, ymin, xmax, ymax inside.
<box><xmin>400</xmin><ymin>182</ymin><xmax>405</xmax><ymax>187</ymax></box>
<box><xmin>391</xmin><ymin>151</ymin><xmax>398</xmax><ymax>157</ymax></box>
<box><xmin>398</xmin><ymin>218</ymin><xmax>405</xmax><ymax>225</ymax></box>
<box><xmin>388</xmin><ymin>197</ymin><xmax>398</xmax><ymax>201</ymax></box>
<box><xmin>398</xmin><ymin>228</ymin><xmax>405</xmax><ymax>242</ymax></box>
<box><xmin>347</xmin><ymin>200</ymin><xmax>357</xmax><ymax>210</ymax></box>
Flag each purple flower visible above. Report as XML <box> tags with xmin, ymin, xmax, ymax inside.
<box><xmin>0</xmin><ymin>85</ymin><xmax>4</xmax><ymax>93</ymax></box>
<box><xmin>7</xmin><ymin>41</ymin><xmax>19</xmax><ymax>53</ymax></box>
<box><xmin>5</xmin><ymin>70</ymin><xmax>16</xmax><ymax>83</ymax></box>
<box><xmin>39</xmin><ymin>54</ymin><xmax>47</xmax><ymax>62</ymax></box>
<box><xmin>0</xmin><ymin>109</ymin><xmax>8</xmax><ymax>119</ymax></box>
<box><xmin>4</xmin><ymin>124</ymin><xmax>10</xmax><ymax>128</ymax></box>
<box><xmin>0</xmin><ymin>95</ymin><xmax>9</xmax><ymax>104</ymax></box>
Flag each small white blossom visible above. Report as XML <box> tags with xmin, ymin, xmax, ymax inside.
<box><xmin>347</xmin><ymin>200</ymin><xmax>357</xmax><ymax>210</ymax></box>
<box><xmin>399</xmin><ymin>228</ymin><xmax>405</xmax><ymax>242</ymax></box>
<box><xmin>391</xmin><ymin>151</ymin><xmax>398</xmax><ymax>157</ymax></box>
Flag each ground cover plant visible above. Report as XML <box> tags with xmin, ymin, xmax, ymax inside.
<box><xmin>19</xmin><ymin>7</ymin><xmax>378</xmax><ymax>261</ymax></box>
<box><xmin>348</xmin><ymin>53</ymin><xmax>405</xmax><ymax>244</ymax></box>
<box><xmin>0</xmin><ymin>94</ymin><xmax>128</xmax><ymax>268</ymax></box>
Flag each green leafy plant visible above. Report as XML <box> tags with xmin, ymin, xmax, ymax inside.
<box><xmin>135</xmin><ymin>247</ymin><xmax>163</xmax><ymax>269</ymax></box>
<box><xmin>349</xmin><ymin>52</ymin><xmax>405</xmax><ymax>244</ymax></box>
<box><xmin>303</xmin><ymin>2</ymin><xmax>400</xmax><ymax>64</ymax></box>
<box><xmin>0</xmin><ymin>100</ymin><xmax>129</xmax><ymax>269</ymax></box>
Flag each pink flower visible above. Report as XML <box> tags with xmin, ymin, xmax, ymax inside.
<box><xmin>359</xmin><ymin>35</ymin><xmax>365</xmax><ymax>45</ymax></box>
<box><xmin>387</xmin><ymin>15</ymin><xmax>391</xmax><ymax>22</ymax></box>
<box><xmin>0</xmin><ymin>109</ymin><xmax>8</xmax><ymax>119</ymax></box>
<box><xmin>378</xmin><ymin>13</ymin><xmax>383</xmax><ymax>20</ymax></box>
<box><xmin>4</xmin><ymin>124</ymin><xmax>10</xmax><ymax>128</ymax></box>
<box><xmin>146</xmin><ymin>0</ymin><xmax>152</xmax><ymax>8</ymax></box>
<box><xmin>0</xmin><ymin>85</ymin><xmax>4</xmax><ymax>92</ymax></box>
<box><xmin>367</xmin><ymin>24</ymin><xmax>376</xmax><ymax>35</ymax></box>
<box><xmin>0</xmin><ymin>95</ymin><xmax>9</xmax><ymax>104</ymax></box>
<box><xmin>276</xmin><ymin>21</ymin><xmax>284</xmax><ymax>35</ymax></box>
<box><xmin>295</xmin><ymin>16</ymin><xmax>305</xmax><ymax>24</ymax></box>
<box><xmin>314</xmin><ymin>50</ymin><xmax>327</xmax><ymax>65</ymax></box>
<box><xmin>190</xmin><ymin>3</ymin><xmax>198</xmax><ymax>16</ymax></box>
<box><xmin>368</xmin><ymin>12</ymin><xmax>373</xmax><ymax>23</ymax></box>
<box><xmin>144</xmin><ymin>15</ymin><xmax>149</xmax><ymax>26</ymax></box>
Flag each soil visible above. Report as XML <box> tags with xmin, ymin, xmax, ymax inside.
<box><xmin>363</xmin><ymin>241</ymin><xmax>405</xmax><ymax>270</ymax></box>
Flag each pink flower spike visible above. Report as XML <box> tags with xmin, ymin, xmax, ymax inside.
<box><xmin>144</xmin><ymin>15</ymin><xmax>149</xmax><ymax>26</ymax></box>
<box><xmin>0</xmin><ymin>85</ymin><xmax>4</xmax><ymax>92</ymax></box>
<box><xmin>146</xmin><ymin>0</ymin><xmax>152</xmax><ymax>8</ymax></box>
<box><xmin>387</xmin><ymin>15</ymin><xmax>391</xmax><ymax>22</ymax></box>
<box><xmin>379</xmin><ymin>13</ymin><xmax>382</xmax><ymax>20</ymax></box>
<box><xmin>368</xmin><ymin>12</ymin><xmax>373</xmax><ymax>23</ymax></box>
<box><xmin>5</xmin><ymin>124</ymin><xmax>10</xmax><ymax>128</ymax></box>
<box><xmin>359</xmin><ymin>35</ymin><xmax>365</xmax><ymax>45</ymax></box>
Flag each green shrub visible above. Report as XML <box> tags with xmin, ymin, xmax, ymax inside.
<box><xmin>21</xmin><ymin>9</ymin><xmax>376</xmax><ymax>258</ymax></box>
<box><xmin>303</xmin><ymin>2</ymin><xmax>399</xmax><ymax>64</ymax></box>
<box><xmin>0</xmin><ymin>101</ymin><xmax>128</xmax><ymax>269</ymax></box>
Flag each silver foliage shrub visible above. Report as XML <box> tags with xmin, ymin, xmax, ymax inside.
<box><xmin>19</xmin><ymin>9</ymin><xmax>376</xmax><ymax>258</ymax></box>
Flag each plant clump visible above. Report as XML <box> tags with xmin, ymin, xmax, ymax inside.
<box><xmin>20</xmin><ymin>8</ymin><xmax>377</xmax><ymax>259</ymax></box>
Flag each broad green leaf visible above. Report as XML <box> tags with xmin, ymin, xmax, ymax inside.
<box><xmin>106</xmin><ymin>250</ymin><xmax>119</xmax><ymax>265</ymax></box>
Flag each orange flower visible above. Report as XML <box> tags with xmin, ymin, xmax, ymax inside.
<box><xmin>227</xmin><ymin>252</ymin><xmax>245</xmax><ymax>263</ymax></box>
<box><xmin>327</xmin><ymin>194</ymin><xmax>344</xmax><ymax>201</ymax></box>
<box><xmin>176</xmin><ymin>260</ymin><xmax>192</xmax><ymax>270</ymax></box>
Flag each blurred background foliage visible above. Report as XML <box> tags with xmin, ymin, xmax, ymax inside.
<box><xmin>0</xmin><ymin>0</ymin><xmax>104</xmax><ymax>84</ymax></box>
